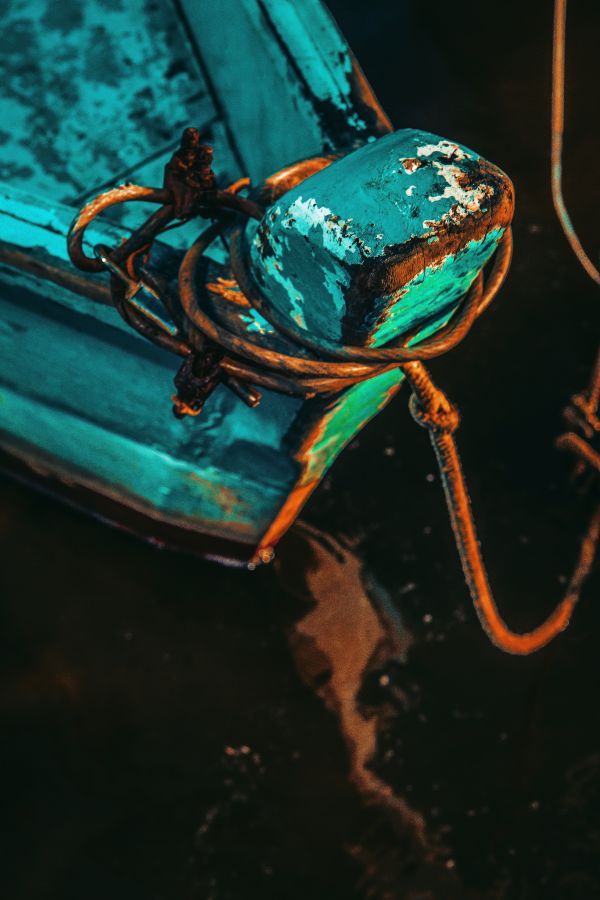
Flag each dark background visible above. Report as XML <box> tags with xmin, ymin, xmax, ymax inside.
<box><xmin>1</xmin><ymin>1</ymin><xmax>600</xmax><ymax>898</ymax></box>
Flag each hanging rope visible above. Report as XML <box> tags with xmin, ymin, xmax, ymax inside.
<box><xmin>68</xmin><ymin>71</ymin><xmax>600</xmax><ymax>654</ymax></box>
<box><xmin>406</xmin><ymin>361</ymin><xmax>600</xmax><ymax>655</ymax></box>
<box><xmin>399</xmin><ymin>2</ymin><xmax>600</xmax><ymax>654</ymax></box>
<box><xmin>69</xmin><ymin>181</ymin><xmax>598</xmax><ymax>654</ymax></box>
<box><xmin>551</xmin><ymin>0</ymin><xmax>600</xmax><ymax>285</ymax></box>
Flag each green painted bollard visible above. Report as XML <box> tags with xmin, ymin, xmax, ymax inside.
<box><xmin>205</xmin><ymin>128</ymin><xmax>513</xmax><ymax>557</ymax></box>
<box><xmin>247</xmin><ymin>129</ymin><xmax>513</xmax><ymax>347</ymax></box>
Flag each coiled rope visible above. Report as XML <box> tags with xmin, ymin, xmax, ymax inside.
<box><xmin>69</xmin><ymin>178</ymin><xmax>598</xmax><ymax>654</ymax></box>
<box><xmin>67</xmin><ymin>2</ymin><xmax>599</xmax><ymax>653</ymax></box>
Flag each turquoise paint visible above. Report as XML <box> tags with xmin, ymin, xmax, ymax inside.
<box><xmin>0</xmin><ymin>0</ymin><xmax>513</xmax><ymax>556</ymax></box>
<box><xmin>0</xmin><ymin>279</ymin><xmax>300</xmax><ymax>543</ymax></box>
<box><xmin>0</xmin><ymin>186</ymin><xmax>125</xmax><ymax>263</ymax></box>
<box><xmin>178</xmin><ymin>0</ymin><xmax>389</xmax><ymax>183</ymax></box>
<box><xmin>0</xmin><ymin>382</ymin><xmax>283</xmax><ymax>541</ymax></box>
<box><xmin>370</xmin><ymin>227</ymin><xmax>506</xmax><ymax>346</ymax></box>
<box><xmin>302</xmin><ymin>368</ymin><xmax>404</xmax><ymax>482</ymax></box>
<box><xmin>248</xmin><ymin>129</ymin><xmax>511</xmax><ymax>345</ymax></box>
<box><xmin>0</xmin><ymin>0</ymin><xmax>226</xmax><ymax>225</ymax></box>
<box><xmin>240</xmin><ymin>310</ymin><xmax>276</xmax><ymax>335</ymax></box>
<box><xmin>301</xmin><ymin>296</ymin><xmax>474</xmax><ymax>479</ymax></box>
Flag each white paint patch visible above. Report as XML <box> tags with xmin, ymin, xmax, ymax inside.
<box><xmin>405</xmin><ymin>185</ymin><xmax>416</xmax><ymax>196</ymax></box>
<box><xmin>423</xmin><ymin>162</ymin><xmax>493</xmax><ymax>227</ymax></box>
<box><xmin>281</xmin><ymin>196</ymin><xmax>365</xmax><ymax>260</ymax></box>
<box><xmin>417</xmin><ymin>139</ymin><xmax>471</xmax><ymax>160</ymax></box>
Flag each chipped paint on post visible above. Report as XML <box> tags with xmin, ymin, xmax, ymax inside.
<box><xmin>248</xmin><ymin>129</ymin><xmax>513</xmax><ymax>348</ymax></box>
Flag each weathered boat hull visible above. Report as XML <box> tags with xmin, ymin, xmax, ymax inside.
<box><xmin>0</xmin><ymin>0</ymin><xmax>512</xmax><ymax>563</ymax></box>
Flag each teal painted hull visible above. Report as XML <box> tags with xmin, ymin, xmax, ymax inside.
<box><xmin>0</xmin><ymin>0</ymin><xmax>512</xmax><ymax>562</ymax></box>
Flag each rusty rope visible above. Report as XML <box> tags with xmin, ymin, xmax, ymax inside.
<box><xmin>401</xmin><ymin>0</ymin><xmax>600</xmax><ymax>653</ymax></box>
<box><xmin>154</xmin><ymin>216</ymin><xmax>600</xmax><ymax>656</ymax></box>
<box><xmin>176</xmin><ymin>228</ymin><xmax>509</xmax><ymax>389</ymax></box>
<box><xmin>552</xmin><ymin>0</ymin><xmax>600</xmax><ymax>285</ymax></box>
<box><xmin>68</xmin><ymin>129</ymin><xmax>598</xmax><ymax>656</ymax></box>
<box><xmin>407</xmin><ymin>361</ymin><xmax>600</xmax><ymax>655</ymax></box>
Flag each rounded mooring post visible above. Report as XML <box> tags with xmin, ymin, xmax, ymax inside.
<box><xmin>237</xmin><ymin>128</ymin><xmax>514</xmax><ymax>558</ymax></box>
<box><xmin>245</xmin><ymin>128</ymin><xmax>513</xmax><ymax>349</ymax></box>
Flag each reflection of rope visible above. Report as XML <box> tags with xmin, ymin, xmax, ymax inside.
<box><xmin>552</xmin><ymin>0</ymin><xmax>600</xmax><ymax>284</ymax></box>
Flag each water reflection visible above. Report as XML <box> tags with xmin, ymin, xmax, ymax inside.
<box><xmin>280</xmin><ymin>523</ymin><xmax>469</xmax><ymax>898</ymax></box>
<box><xmin>1</xmin><ymin>463</ymin><xmax>600</xmax><ymax>900</ymax></box>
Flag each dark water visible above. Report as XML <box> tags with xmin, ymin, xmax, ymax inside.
<box><xmin>1</xmin><ymin>1</ymin><xmax>600</xmax><ymax>898</ymax></box>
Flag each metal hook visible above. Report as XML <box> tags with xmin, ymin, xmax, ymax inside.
<box><xmin>94</xmin><ymin>244</ymin><xmax>142</xmax><ymax>300</ymax></box>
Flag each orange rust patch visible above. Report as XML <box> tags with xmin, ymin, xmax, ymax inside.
<box><xmin>401</xmin><ymin>157</ymin><xmax>427</xmax><ymax>174</ymax></box>
<box><xmin>347</xmin><ymin>161</ymin><xmax>514</xmax><ymax>311</ymax></box>
<box><xmin>206</xmin><ymin>276</ymin><xmax>251</xmax><ymax>306</ymax></box>
<box><xmin>256</xmin><ymin>478</ymin><xmax>320</xmax><ymax>554</ymax></box>
<box><xmin>185</xmin><ymin>470</ymin><xmax>250</xmax><ymax>518</ymax></box>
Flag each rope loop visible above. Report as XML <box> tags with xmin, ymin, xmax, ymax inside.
<box><xmin>408</xmin><ymin>391</ymin><xmax>461</xmax><ymax>435</ymax></box>
<box><xmin>66</xmin><ymin>128</ymin><xmax>597</xmax><ymax>657</ymax></box>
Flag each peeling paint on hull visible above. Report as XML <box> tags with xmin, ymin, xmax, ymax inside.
<box><xmin>0</xmin><ymin>1</ymin><xmax>513</xmax><ymax>559</ymax></box>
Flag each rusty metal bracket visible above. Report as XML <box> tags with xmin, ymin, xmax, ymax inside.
<box><xmin>163</xmin><ymin>127</ymin><xmax>217</xmax><ymax>219</ymax></box>
<box><xmin>172</xmin><ymin>349</ymin><xmax>223</xmax><ymax>419</ymax></box>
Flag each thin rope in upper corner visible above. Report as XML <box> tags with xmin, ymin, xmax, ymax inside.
<box><xmin>551</xmin><ymin>0</ymin><xmax>600</xmax><ymax>285</ymax></box>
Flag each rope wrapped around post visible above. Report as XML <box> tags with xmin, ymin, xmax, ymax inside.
<box><xmin>67</xmin><ymin>129</ymin><xmax>598</xmax><ymax>656</ymax></box>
